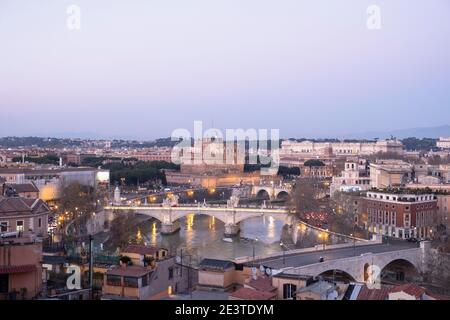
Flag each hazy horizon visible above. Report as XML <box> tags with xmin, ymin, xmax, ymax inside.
<box><xmin>1</xmin><ymin>0</ymin><xmax>450</xmax><ymax>139</ymax></box>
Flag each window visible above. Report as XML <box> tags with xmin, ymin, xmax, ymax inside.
<box><xmin>123</xmin><ymin>276</ymin><xmax>139</xmax><ymax>288</ymax></box>
<box><xmin>0</xmin><ymin>274</ymin><xmax>9</xmax><ymax>294</ymax></box>
<box><xmin>0</xmin><ymin>221</ymin><xmax>8</xmax><ymax>233</ymax></box>
<box><xmin>16</xmin><ymin>220</ymin><xmax>24</xmax><ymax>232</ymax></box>
<box><xmin>168</xmin><ymin>267</ymin><xmax>174</xmax><ymax>280</ymax></box>
<box><xmin>283</xmin><ymin>283</ymin><xmax>297</xmax><ymax>300</ymax></box>
<box><xmin>38</xmin><ymin>218</ymin><xmax>42</xmax><ymax>228</ymax></box>
<box><xmin>141</xmin><ymin>275</ymin><xmax>148</xmax><ymax>287</ymax></box>
<box><xmin>106</xmin><ymin>275</ymin><xmax>122</xmax><ymax>286</ymax></box>
<box><xmin>404</xmin><ymin>214</ymin><xmax>410</xmax><ymax>228</ymax></box>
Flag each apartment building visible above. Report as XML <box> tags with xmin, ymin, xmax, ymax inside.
<box><xmin>364</xmin><ymin>190</ymin><xmax>437</xmax><ymax>239</ymax></box>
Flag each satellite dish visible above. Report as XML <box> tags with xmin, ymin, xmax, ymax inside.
<box><xmin>265</xmin><ymin>268</ymin><xmax>272</xmax><ymax>276</ymax></box>
<box><xmin>175</xmin><ymin>256</ymin><xmax>181</xmax><ymax>264</ymax></box>
<box><xmin>251</xmin><ymin>267</ymin><xmax>257</xmax><ymax>280</ymax></box>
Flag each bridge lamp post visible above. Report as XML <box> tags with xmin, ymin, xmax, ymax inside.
<box><xmin>280</xmin><ymin>242</ymin><xmax>286</xmax><ymax>265</ymax></box>
<box><xmin>318</xmin><ymin>233</ymin><xmax>326</xmax><ymax>250</ymax></box>
<box><xmin>252</xmin><ymin>238</ymin><xmax>258</xmax><ymax>263</ymax></box>
<box><xmin>350</xmin><ymin>233</ymin><xmax>356</xmax><ymax>256</ymax></box>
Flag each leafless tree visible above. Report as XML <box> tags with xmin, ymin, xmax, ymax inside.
<box><xmin>422</xmin><ymin>248</ymin><xmax>450</xmax><ymax>294</ymax></box>
<box><xmin>108</xmin><ymin>211</ymin><xmax>137</xmax><ymax>250</ymax></box>
<box><xmin>290</xmin><ymin>179</ymin><xmax>361</xmax><ymax>236</ymax></box>
<box><xmin>289</xmin><ymin>178</ymin><xmax>326</xmax><ymax>220</ymax></box>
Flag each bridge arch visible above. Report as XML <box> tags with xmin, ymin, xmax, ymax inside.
<box><xmin>379</xmin><ymin>258</ymin><xmax>420</xmax><ymax>283</ymax></box>
<box><xmin>130</xmin><ymin>210</ymin><xmax>166</xmax><ymax>223</ymax></box>
<box><xmin>275</xmin><ymin>191</ymin><xmax>290</xmax><ymax>200</ymax></box>
<box><xmin>170</xmin><ymin>211</ymin><xmax>229</xmax><ymax>225</ymax></box>
<box><xmin>318</xmin><ymin>269</ymin><xmax>356</xmax><ymax>283</ymax></box>
<box><xmin>256</xmin><ymin>189</ymin><xmax>271</xmax><ymax>200</ymax></box>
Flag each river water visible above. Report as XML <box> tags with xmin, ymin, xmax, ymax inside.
<box><xmin>107</xmin><ymin>212</ymin><xmax>352</xmax><ymax>266</ymax></box>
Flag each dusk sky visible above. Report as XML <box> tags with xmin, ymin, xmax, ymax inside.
<box><xmin>1</xmin><ymin>0</ymin><xmax>450</xmax><ymax>139</ymax></box>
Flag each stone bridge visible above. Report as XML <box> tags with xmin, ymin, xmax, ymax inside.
<box><xmin>280</xmin><ymin>243</ymin><xmax>427</xmax><ymax>284</ymax></box>
<box><xmin>252</xmin><ymin>184</ymin><xmax>293</xmax><ymax>200</ymax></box>
<box><xmin>104</xmin><ymin>205</ymin><xmax>292</xmax><ymax>236</ymax></box>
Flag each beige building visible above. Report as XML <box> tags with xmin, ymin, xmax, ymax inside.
<box><xmin>0</xmin><ymin>196</ymin><xmax>49</xmax><ymax>237</ymax></box>
<box><xmin>281</xmin><ymin>139</ymin><xmax>403</xmax><ymax>159</ymax></box>
<box><xmin>271</xmin><ymin>273</ymin><xmax>315</xmax><ymax>300</ymax></box>
<box><xmin>437</xmin><ymin>137</ymin><xmax>450</xmax><ymax>150</ymax></box>
<box><xmin>0</xmin><ymin>167</ymin><xmax>110</xmax><ymax>201</ymax></box>
<box><xmin>120</xmin><ymin>245</ymin><xmax>169</xmax><ymax>267</ymax></box>
<box><xmin>296</xmin><ymin>280</ymin><xmax>345</xmax><ymax>300</ymax></box>
<box><xmin>2</xmin><ymin>183</ymin><xmax>40</xmax><ymax>199</ymax></box>
<box><xmin>330</xmin><ymin>159</ymin><xmax>371</xmax><ymax>195</ymax></box>
<box><xmin>436</xmin><ymin>194</ymin><xmax>450</xmax><ymax>225</ymax></box>
<box><xmin>197</xmin><ymin>259</ymin><xmax>237</xmax><ymax>291</ymax></box>
<box><xmin>369</xmin><ymin>160</ymin><xmax>413</xmax><ymax>188</ymax></box>
<box><xmin>102</xmin><ymin>265</ymin><xmax>154</xmax><ymax>300</ymax></box>
<box><xmin>0</xmin><ymin>234</ymin><xmax>44</xmax><ymax>299</ymax></box>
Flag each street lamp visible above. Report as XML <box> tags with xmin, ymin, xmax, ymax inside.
<box><xmin>350</xmin><ymin>232</ymin><xmax>356</xmax><ymax>256</ymax></box>
<box><xmin>280</xmin><ymin>242</ymin><xmax>286</xmax><ymax>265</ymax></box>
<box><xmin>252</xmin><ymin>238</ymin><xmax>258</xmax><ymax>263</ymax></box>
<box><xmin>319</xmin><ymin>232</ymin><xmax>326</xmax><ymax>250</ymax></box>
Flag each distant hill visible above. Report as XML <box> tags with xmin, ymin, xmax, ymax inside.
<box><xmin>343</xmin><ymin>125</ymin><xmax>450</xmax><ymax>139</ymax></box>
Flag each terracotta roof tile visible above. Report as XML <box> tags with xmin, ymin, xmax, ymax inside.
<box><xmin>357</xmin><ymin>284</ymin><xmax>393</xmax><ymax>300</ymax></box>
<box><xmin>0</xmin><ymin>196</ymin><xmax>49</xmax><ymax>217</ymax></box>
<box><xmin>230</xmin><ymin>287</ymin><xmax>276</xmax><ymax>300</ymax></box>
<box><xmin>106</xmin><ymin>265</ymin><xmax>152</xmax><ymax>277</ymax></box>
<box><xmin>389</xmin><ymin>283</ymin><xmax>426</xmax><ymax>299</ymax></box>
<box><xmin>246</xmin><ymin>277</ymin><xmax>276</xmax><ymax>292</ymax></box>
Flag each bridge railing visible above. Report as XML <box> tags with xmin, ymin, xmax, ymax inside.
<box><xmin>105</xmin><ymin>204</ymin><xmax>289</xmax><ymax>213</ymax></box>
<box><xmin>284</xmin><ymin>247</ymin><xmax>422</xmax><ymax>275</ymax></box>
<box><xmin>297</xmin><ymin>220</ymin><xmax>367</xmax><ymax>243</ymax></box>
<box><xmin>234</xmin><ymin>237</ymin><xmax>383</xmax><ymax>264</ymax></box>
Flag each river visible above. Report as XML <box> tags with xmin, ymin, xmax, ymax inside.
<box><xmin>95</xmin><ymin>211</ymin><xmax>352</xmax><ymax>266</ymax></box>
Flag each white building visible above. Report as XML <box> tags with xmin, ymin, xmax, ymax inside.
<box><xmin>330</xmin><ymin>158</ymin><xmax>371</xmax><ymax>195</ymax></box>
<box><xmin>280</xmin><ymin>139</ymin><xmax>403</xmax><ymax>159</ymax></box>
<box><xmin>369</xmin><ymin>160</ymin><xmax>413</xmax><ymax>189</ymax></box>
<box><xmin>0</xmin><ymin>167</ymin><xmax>110</xmax><ymax>201</ymax></box>
<box><xmin>436</xmin><ymin>137</ymin><xmax>450</xmax><ymax>150</ymax></box>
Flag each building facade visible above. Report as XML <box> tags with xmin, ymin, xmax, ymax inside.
<box><xmin>364</xmin><ymin>190</ymin><xmax>437</xmax><ymax>239</ymax></box>
<box><xmin>369</xmin><ymin>160</ymin><xmax>413</xmax><ymax>189</ymax></box>
<box><xmin>0</xmin><ymin>237</ymin><xmax>44</xmax><ymax>300</ymax></box>
<box><xmin>437</xmin><ymin>137</ymin><xmax>450</xmax><ymax>150</ymax></box>
<box><xmin>0</xmin><ymin>196</ymin><xmax>49</xmax><ymax>237</ymax></box>
<box><xmin>0</xmin><ymin>167</ymin><xmax>110</xmax><ymax>201</ymax></box>
<box><xmin>281</xmin><ymin>139</ymin><xmax>403</xmax><ymax>159</ymax></box>
<box><xmin>330</xmin><ymin>159</ymin><xmax>371</xmax><ymax>195</ymax></box>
